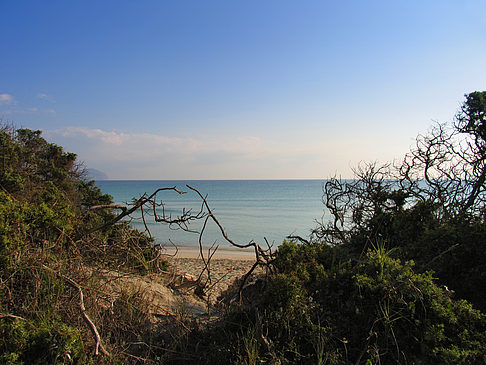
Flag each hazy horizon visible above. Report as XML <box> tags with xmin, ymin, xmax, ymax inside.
<box><xmin>1</xmin><ymin>1</ymin><xmax>485</xmax><ymax>179</ymax></box>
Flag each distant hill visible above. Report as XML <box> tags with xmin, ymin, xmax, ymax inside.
<box><xmin>86</xmin><ymin>168</ymin><xmax>109</xmax><ymax>180</ymax></box>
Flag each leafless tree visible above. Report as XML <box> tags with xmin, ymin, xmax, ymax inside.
<box><xmin>314</xmin><ymin>92</ymin><xmax>486</xmax><ymax>247</ymax></box>
<box><xmin>86</xmin><ymin>185</ymin><xmax>275</xmax><ymax>297</ymax></box>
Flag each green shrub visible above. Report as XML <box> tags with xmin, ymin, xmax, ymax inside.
<box><xmin>0</xmin><ymin>126</ymin><xmax>169</xmax><ymax>363</ymax></box>
<box><xmin>179</xmin><ymin>241</ymin><xmax>486</xmax><ymax>364</ymax></box>
<box><xmin>0</xmin><ymin>318</ymin><xmax>85</xmax><ymax>364</ymax></box>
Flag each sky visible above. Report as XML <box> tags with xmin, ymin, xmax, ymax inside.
<box><xmin>1</xmin><ymin>0</ymin><xmax>486</xmax><ymax>179</ymax></box>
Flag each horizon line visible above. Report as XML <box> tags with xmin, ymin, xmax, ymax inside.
<box><xmin>94</xmin><ymin>178</ymin><xmax>330</xmax><ymax>181</ymax></box>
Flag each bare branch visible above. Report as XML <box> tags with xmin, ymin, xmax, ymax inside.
<box><xmin>42</xmin><ymin>265</ymin><xmax>110</xmax><ymax>357</ymax></box>
<box><xmin>286</xmin><ymin>235</ymin><xmax>310</xmax><ymax>245</ymax></box>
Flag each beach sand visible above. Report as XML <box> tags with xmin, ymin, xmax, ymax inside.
<box><xmin>165</xmin><ymin>246</ymin><xmax>263</xmax><ymax>302</ymax></box>
<box><xmin>89</xmin><ymin>246</ymin><xmax>263</xmax><ymax>327</ymax></box>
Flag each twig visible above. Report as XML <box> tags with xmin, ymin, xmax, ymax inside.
<box><xmin>427</xmin><ymin>243</ymin><xmax>460</xmax><ymax>266</ymax></box>
<box><xmin>89</xmin><ymin>204</ymin><xmax>127</xmax><ymax>211</ymax></box>
<box><xmin>141</xmin><ymin>205</ymin><xmax>152</xmax><ymax>239</ymax></box>
<box><xmin>85</xmin><ymin>187</ymin><xmax>189</xmax><ymax>235</ymax></box>
<box><xmin>120</xmin><ymin>351</ymin><xmax>149</xmax><ymax>362</ymax></box>
<box><xmin>0</xmin><ymin>313</ymin><xmax>36</xmax><ymax>329</ymax></box>
<box><xmin>237</xmin><ymin>261</ymin><xmax>260</xmax><ymax>303</ymax></box>
<box><xmin>187</xmin><ymin>185</ymin><xmax>275</xmax><ymax>297</ymax></box>
<box><xmin>163</xmin><ymin>239</ymin><xmax>179</xmax><ymax>258</ymax></box>
<box><xmin>286</xmin><ymin>235</ymin><xmax>310</xmax><ymax>245</ymax></box>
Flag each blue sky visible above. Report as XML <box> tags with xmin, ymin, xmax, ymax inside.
<box><xmin>1</xmin><ymin>1</ymin><xmax>485</xmax><ymax>179</ymax></box>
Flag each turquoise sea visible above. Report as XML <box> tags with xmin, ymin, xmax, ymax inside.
<box><xmin>95</xmin><ymin>180</ymin><xmax>326</xmax><ymax>250</ymax></box>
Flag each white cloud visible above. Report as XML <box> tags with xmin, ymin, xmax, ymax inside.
<box><xmin>46</xmin><ymin>126</ymin><xmax>335</xmax><ymax>179</ymax></box>
<box><xmin>52</xmin><ymin>127</ymin><xmax>271</xmax><ymax>156</ymax></box>
<box><xmin>36</xmin><ymin>93</ymin><xmax>54</xmax><ymax>102</ymax></box>
<box><xmin>54</xmin><ymin>126</ymin><xmax>187</xmax><ymax>147</ymax></box>
<box><xmin>0</xmin><ymin>93</ymin><xmax>14</xmax><ymax>105</ymax></box>
<box><xmin>0</xmin><ymin>94</ymin><xmax>54</xmax><ymax>115</ymax></box>
<box><xmin>46</xmin><ymin>125</ymin><xmax>408</xmax><ymax>179</ymax></box>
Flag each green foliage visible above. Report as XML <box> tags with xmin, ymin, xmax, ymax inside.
<box><xmin>179</xmin><ymin>241</ymin><xmax>486</xmax><ymax>364</ymax></box>
<box><xmin>0</xmin><ymin>318</ymin><xmax>85</xmax><ymax>364</ymax></box>
<box><xmin>0</xmin><ymin>128</ymin><xmax>77</xmax><ymax>197</ymax></box>
<box><xmin>347</xmin><ymin>200</ymin><xmax>486</xmax><ymax>311</ymax></box>
<box><xmin>275</xmin><ymin>242</ymin><xmax>485</xmax><ymax>364</ymax></box>
<box><xmin>316</xmin><ymin>92</ymin><xmax>486</xmax><ymax>312</ymax></box>
<box><xmin>0</xmin><ymin>125</ymin><xmax>168</xmax><ymax>363</ymax></box>
<box><xmin>0</xmin><ymin>189</ymin><xmax>75</xmax><ymax>271</ymax></box>
<box><xmin>0</xmin><ymin>193</ymin><xmax>27</xmax><ymax>269</ymax></box>
<box><xmin>75</xmin><ymin>180</ymin><xmax>112</xmax><ymax>209</ymax></box>
<box><xmin>456</xmin><ymin>91</ymin><xmax>486</xmax><ymax>142</ymax></box>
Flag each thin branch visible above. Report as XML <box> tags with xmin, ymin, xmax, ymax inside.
<box><xmin>84</xmin><ymin>187</ymin><xmax>189</xmax><ymax>235</ymax></box>
<box><xmin>286</xmin><ymin>235</ymin><xmax>310</xmax><ymax>245</ymax></box>
<box><xmin>427</xmin><ymin>243</ymin><xmax>461</xmax><ymax>267</ymax></box>
<box><xmin>89</xmin><ymin>204</ymin><xmax>127</xmax><ymax>211</ymax></box>
<box><xmin>0</xmin><ymin>313</ymin><xmax>36</xmax><ymax>329</ymax></box>
<box><xmin>42</xmin><ymin>265</ymin><xmax>110</xmax><ymax>357</ymax></box>
<box><xmin>186</xmin><ymin>184</ymin><xmax>274</xmax><ymax>298</ymax></box>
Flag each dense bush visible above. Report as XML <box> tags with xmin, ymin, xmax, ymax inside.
<box><xmin>178</xmin><ymin>241</ymin><xmax>486</xmax><ymax>364</ymax></box>
<box><xmin>0</xmin><ymin>319</ymin><xmax>85</xmax><ymax>364</ymax></box>
<box><xmin>313</xmin><ymin>92</ymin><xmax>486</xmax><ymax>312</ymax></box>
<box><xmin>0</xmin><ymin>125</ymin><xmax>167</xmax><ymax>362</ymax></box>
<box><xmin>271</xmin><ymin>241</ymin><xmax>486</xmax><ymax>364</ymax></box>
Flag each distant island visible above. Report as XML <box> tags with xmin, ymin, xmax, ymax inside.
<box><xmin>86</xmin><ymin>168</ymin><xmax>108</xmax><ymax>180</ymax></box>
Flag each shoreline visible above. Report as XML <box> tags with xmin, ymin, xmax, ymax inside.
<box><xmin>162</xmin><ymin>245</ymin><xmax>257</xmax><ymax>260</ymax></box>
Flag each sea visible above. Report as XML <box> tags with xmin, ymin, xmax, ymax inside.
<box><xmin>95</xmin><ymin>180</ymin><xmax>326</xmax><ymax>250</ymax></box>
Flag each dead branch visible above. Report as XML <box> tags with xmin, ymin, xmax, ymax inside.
<box><xmin>89</xmin><ymin>204</ymin><xmax>127</xmax><ymax>211</ymax></box>
<box><xmin>159</xmin><ymin>239</ymin><xmax>179</xmax><ymax>258</ymax></box>
<box><xmin>84</xmin><ymin>183</ymin><xmax>275</xmax><ymax>301</ymax></box>
<box><xmin>42</xmin><ymin>265</ymin><xmax>110</xmax><ymax>357</ymax></box>
<box><xmin>427</xmin><ymin>243</ymin><xmax>461</xmax><ymax>267</ymax></box>
<box><xmin>140</xmin><ymin>205</ymin><xmax>152</xmax><ymax>239</ymax></box>
<box><xmin>286</xmin><ymin>235</ymin><xmax>310</xmax><ymax>245</ymax></box>
<box><xmin>0</xmin><ymin>313</ymin><xmax>27</xmax><ymax>320</ymax></box>
<box><xmin>186</xmin><ymin>185</ymin><xmax>274</xmax><ymax>297</ymax></box>
<box><xmin>120</xmin><ymin>351</ymin><xmax>149</xmax><ymax>362</ymax></box>
<box><xmin>0</xmin><ymin>313</ymin><xmax>36</xmax><ymax>329</ymax></box>
<box><xmin>237</xmin><ymin>261</ymin><xmax>260</xmax><ymax>302</ymax></box>
<box><xmin>84</xmin><ymin>187</ymin><xmax>194</xmax><ymax>236</ymax></box>
<box><xmin>66</xmin><ymin>276</ymin><xmax>110</xmax><ymax>356</ymax></box>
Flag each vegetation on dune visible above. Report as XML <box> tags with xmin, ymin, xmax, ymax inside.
<box><xmin>1</xmin><ymin>91</ymin><xmax>486</xmax><ymax>364</ymax></box>
<box><xmin>0</xmin><ymin>125</ymin><xmax>169</xmax><ymax>363</ymax></box>
<box><xmin>178</xmin><ymin>241</ymin><xmax>485</xmax><ymax>364</ymax></box>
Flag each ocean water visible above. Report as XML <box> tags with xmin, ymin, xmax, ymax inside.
<box><xmin>95</xmin><ymin>180</ymin><xmax>326</xmax><ymax>249</ymax></box>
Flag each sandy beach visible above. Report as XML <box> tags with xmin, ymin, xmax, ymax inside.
<box><xmin>165</xmin><ymin>246</ymin><xmax>263</xmax><ymax>301</ymax></box>
<box><xmin>88</xmin><ymin>247</ymin><xmax>263</xmax><ymax>324</ymax></box>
